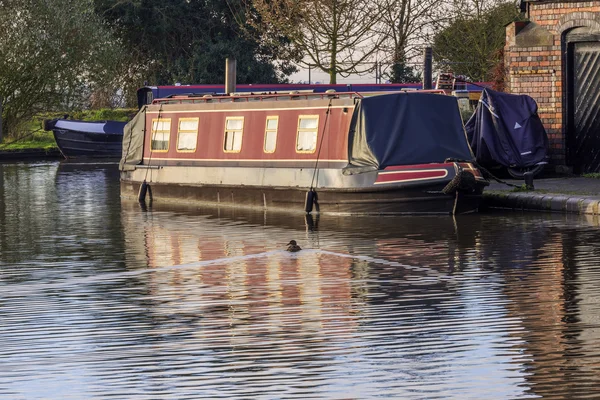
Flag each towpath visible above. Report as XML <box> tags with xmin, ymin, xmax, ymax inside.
<box><xmin>484</xmin><ymin>176</ymin><xmax>600</xmax><ymax>215</ymax></box>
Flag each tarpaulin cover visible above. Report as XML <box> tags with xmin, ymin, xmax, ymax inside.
<box><xmin>344</xmin><ymin>92</ymin><xmax>473</xmax><ymax>174</ymax></box>
<box><xmin>119</xmin><ymin>106</ymin><xmax>147</xmax><ymax>171</ymax></box>
<box><xmin>52</xmin><ymin>119</ymin><xmax>126</xmax><ymax>134</ymax></box>
<box><xmin>465</xmin><ymin>88</ymin><xmax>548</xmax><ymax>168</ymax></box>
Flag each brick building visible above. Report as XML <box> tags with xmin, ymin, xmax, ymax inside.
<box><xmin>505</xmin><ymin>0</ymin><xmax>600</xmax><ymax>173</ymax></box>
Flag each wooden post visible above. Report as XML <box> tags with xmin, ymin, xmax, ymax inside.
<box><xmin>423</xmin><ymin>47</ymin><xmax>433</xmax><ymax>90</ymax></box>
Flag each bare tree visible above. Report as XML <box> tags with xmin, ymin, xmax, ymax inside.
<box><xmin>377</xmin><ymin>0</ymin><xmax>447</xmax><ymax>81</ymax></box>
<box><xmin>243</xmin><ymin>0</ymin><xmax>384</xmax><ymax>84</ymax></box>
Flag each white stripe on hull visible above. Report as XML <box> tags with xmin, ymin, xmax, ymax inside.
<box><xmin>122</xmin><ymin>165</ymin><xmax>379</xmax><ymax>189</ymax></box>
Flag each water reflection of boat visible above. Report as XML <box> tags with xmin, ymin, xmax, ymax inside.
<box><xmin>126</xmin><ymin>200</ymin><xmax>466</xmax><ymax>241</ymax></box>
<box><xmin>54</xmin><ymin>160</ymin><xmax>121</xmax><ymax>194</ymax></box>
<box><xmin>53</xmin><ymin>161</ymin><xmax>123</xmax><ymax>248</ymax></box>
<box><xmin>121</xmin><ymin>205</ymin><xmax>364</xmax><ymax>344</ymax></box>
<box><xmin>120</xmin><ymin>202</ymin><xmax>472</xmax><ymax>324</ymax></box>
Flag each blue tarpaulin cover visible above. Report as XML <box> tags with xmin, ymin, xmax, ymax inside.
<box><xmin>465</xmin><ymin>88</ymin><xmax>548</xmax><ymax>168</ymax></box>
<box><xmin>344</xmin><ymin>92</ymin><xmax>474</xmax><ymax>174</ymax></box>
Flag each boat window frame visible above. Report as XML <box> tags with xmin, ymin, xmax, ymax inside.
<box><xmin>223</xmin><ymin>116</ymin><xmax>244</xmax><ymax>153</ymax></box>
<box><xmin>151</xmin><ymin>118</ymin><xmax>171</xmax><ymax>152</ymax></box>
<box><xmin>176</xmin><ymin>117</ymin><xmax>199</xmax><ymax>153</ymax></box>
<box><xmin>264</xmin><ymin>116</ymin><xmax>279</xmax><ymax>153</ymax></box>
<box><xmin>296</xmin><ymin>115</ymin><xmax>319</xmax><ymax>154</ymax></box>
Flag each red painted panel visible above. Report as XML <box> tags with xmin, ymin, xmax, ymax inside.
<box><xmin>144</xmin><ymin>104</ymin><xmax>352</xmax><ymax>162</ymax></box>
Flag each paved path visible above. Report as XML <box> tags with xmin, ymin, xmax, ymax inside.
<box><xmin>484</xmin><ymin>176</ymin><xmax>600</xmax><ymax>214</ymax></box>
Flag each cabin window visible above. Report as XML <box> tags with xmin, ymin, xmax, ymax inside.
<box><xmin>264</xmin><ymin>116</ymin><xmax>278</xmax><ymax>153</ymax></box>
<box><xmin>177</xmin><ymin>118</ymin><xmax>198</xmax><ymax>152</ymax></box>
<box><xmin>296</xmin><ymin>115</ymin><xmax>319</xmax><ymax>153</ymax></box>
<box><xmin>151</xmin><ymin>118</ymin><xmax>171</xmax><ymax>151</ymax></box>
<box><xmin>224</xmin><ymin>117</ymin><xmax>244</xmax><ymax>152</ymax></box>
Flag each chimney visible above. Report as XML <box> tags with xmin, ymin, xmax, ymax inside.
<box><xmin>422</xmin><ymin>47</ymin><xmax>433</xmax><ymax>90</ymax></box>
<box><xmin>225</xmin><ymin>58</ymin><xmax>237</xmax><ymax>95</ymax></box>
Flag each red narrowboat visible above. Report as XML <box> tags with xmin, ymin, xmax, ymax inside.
<box><xmin>119</xmin><ymin>91</ymin><xmax>488</xmax><ymax>214</ymax></box>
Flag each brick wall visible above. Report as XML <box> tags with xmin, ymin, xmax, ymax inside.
<box><xmin>505</xmin><ymin>1</ymin><xmax>600</xmax><ymax>167</ymax></box>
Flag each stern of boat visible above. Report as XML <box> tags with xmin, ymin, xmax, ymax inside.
<box><xmin>371</xmin><ymin>161</ymin><xmax>489</xmax><ymax>214</ymax></box>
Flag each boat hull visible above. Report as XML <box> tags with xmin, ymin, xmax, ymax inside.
<box><xmin>120</xmin><ymin>178</ymin><xmax>483</xmax><ymax>215</ymax></box>
<box><xmin>46</xmin><ymin>119</ymin><xmax>126</xmax><ymax>159</ymax></box>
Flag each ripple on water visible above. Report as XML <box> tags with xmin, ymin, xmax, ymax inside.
<box><xmin>1</xmin><ymin>162</ymin><xmax>600</xmax><ymax>399</ymax></box>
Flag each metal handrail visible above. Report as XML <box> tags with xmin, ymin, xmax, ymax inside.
<box><xmin>151</xmin><ymin>89</ymin><xmax>449</xmax><ymax>105</ymax></box>
<box><xmin>152</xmin><ymin>92</ymin><xmax>359</xmax><ymax>105</ymax></box>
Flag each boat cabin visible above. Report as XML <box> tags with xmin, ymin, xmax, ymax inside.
<box><xmin>127</xmin><ymin>92</ymin><xmax>360</xmax><ymax>169</ymax></box>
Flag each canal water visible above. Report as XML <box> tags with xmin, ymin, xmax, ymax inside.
<box><xmin>1</xmin><ymin>161</ymin><xmax>599</xmax><ymax>399</ymax></box>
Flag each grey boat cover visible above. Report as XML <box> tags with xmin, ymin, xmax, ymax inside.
<box><xmin>344</xmin><ymin>92</ymin><xmax>474</xmax><ymax>174</ymax></box>
<box><xmin>119</xmin><ymin>106</ymin><xmax>147</xmax><ymax>171</ymax></box>
<box><xmin>51</xmin><ymin>119</ymin><xmax>126</xmax><ymax>134</ymax></box>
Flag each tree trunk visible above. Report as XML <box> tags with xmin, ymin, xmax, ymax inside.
<box><xmin>329</xmin><ymin>67</ymin><xmax>337</xmax><ymax>84</ymax></box>
<box><xmin>330</xmin><ymin>36</ymin><xmax>337</xmax><ymax>84</ymax></box>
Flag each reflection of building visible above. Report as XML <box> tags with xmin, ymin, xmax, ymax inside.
<box><xmin>477</xmin><ymin>217</ymin><xmax>600</xmax><ymax>397</ymax></box>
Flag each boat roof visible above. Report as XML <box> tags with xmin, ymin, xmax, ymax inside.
<box><xmin>151</xmin><ymin>91</ymin><xmax>359</xmax><ymax>105</ymax></box>
<box><xmin>150</xmin><ymin>89</ymin><xmax>447</xmax><ymax>106</ymax></box>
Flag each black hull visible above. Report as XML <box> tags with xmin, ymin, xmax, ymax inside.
<box><xmin>53</xmin><ymin>129</ymin><xmax>123</xmax><ymax>159</ymax></box>
<box><xmin>121</xmin><ymin>181</ymin><xmax>483</xmax><ymax>215</ymax></box>
<box><xmin>44</xmin><ymin>119</ymin><xmax>127</xmax><ymax>159</ymax></box>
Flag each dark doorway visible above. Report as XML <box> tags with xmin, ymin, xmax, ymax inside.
<box><xmin>566</xmin><ymin>28</ymin><xmax>600</xmax><ymax>173</ymax></box>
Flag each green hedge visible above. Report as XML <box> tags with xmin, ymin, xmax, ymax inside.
<box><xmin>34</xmin><ymin>108</ymin><xmax>136</xmax><ymax>124</ymax></box>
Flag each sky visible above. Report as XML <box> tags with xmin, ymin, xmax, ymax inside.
<box><xmin>287</xmin><ymin>61</ymin><xmax>426</xmax><ymax>84</ymax></box>
<box><xmin>288</xmin><ymin>68</ymin><xmax>382</xmax><ymax>84</ymax></box>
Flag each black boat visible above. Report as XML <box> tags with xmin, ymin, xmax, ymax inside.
<box><xmin>44</xmin><ymin>118</ymin><xmax>127</xmax><ymax>159</ymax></box>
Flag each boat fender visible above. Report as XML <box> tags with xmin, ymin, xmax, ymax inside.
<box><xmin>305</xmin><ymin>190</ymin><xmax>317</xmax><ymax>213</ymax></box>
<box><xmin>442</xmin><ymin>170</ymin><xmax>477</xmax><ymax>194</ymax></box>
<box><xmin>138</xmin><ymin>180</ymin><xmax>149</xmax><ymax>203</ymax></box>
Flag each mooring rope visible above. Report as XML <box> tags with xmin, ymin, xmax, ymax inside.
<box><xmin>143</xmin><ymin>103</ymin><xmax>164</xmax><ymax>183</ymax></box>
<box><xmin>444</xmin><ymin>158</ymin><xmax>521</xmax><ymax>188</ymax></box>
<box><xmin>309</xmin><ymin>98</ymin><xmax>333</xmax><ymax>191</ymax></box>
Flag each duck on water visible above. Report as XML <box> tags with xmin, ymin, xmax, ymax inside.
<box><xmin>286</xmin><ymin>240</ymin><xmax>302</xmax><ymax>252</ymax></box>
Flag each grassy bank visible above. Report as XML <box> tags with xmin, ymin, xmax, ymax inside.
<box><xmin>0</xmin><ymin>108</ymin><xmax>136</xmax><ymax>152</ymax></box>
